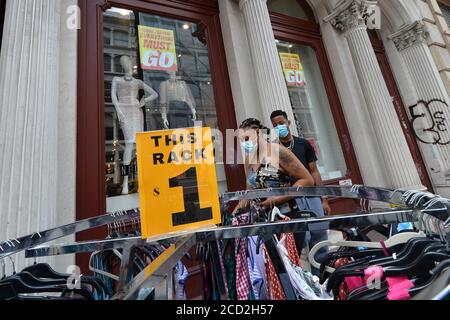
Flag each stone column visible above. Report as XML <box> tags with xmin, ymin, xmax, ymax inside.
<box><xmin>324</xmin><ymin>0</ymin><xmax>422</xmax><ymax>189</ymax></box>
<box><xmin>239</xmin><ymin>0</ymin><xmax>298</xmax><ymax>134</ymax></box>
<box><xmin>390</xmin><ymin>21</ymin><xmax>450</xmax><ymax>185</ymax></box>
<box><xmin>0</xmin><ymin>0</ymin><xmax>60</xmax><ymax>271</ymax></box>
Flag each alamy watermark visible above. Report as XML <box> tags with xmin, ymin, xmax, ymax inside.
<box><xmin>66</xmin><ymin>5</ymin><xmax>81</xmax><ymax>30</ymax></box>
<box><xmin>66</xmin><ymin>265</ymin><xmax>82</xmax><ymax>290</ymax></box>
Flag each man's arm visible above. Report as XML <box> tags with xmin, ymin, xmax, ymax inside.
<box><xmin>308</xmin><ymin>161</ymin><xmax>331</xmax><ymax>215</ymax></box>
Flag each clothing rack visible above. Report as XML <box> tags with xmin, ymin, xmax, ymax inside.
<box><xmin>23</xmin><ymin>208</ymin><xmax>447</xmax><ymax>299</ymax></box>
<box><xmin>25</xmin><ymin>208</ymin><xmax>433</xmax><ymax>258</ymax></box>
<box><xmin>1</xmin><ymin>186</ymin><xmax>449</xmax><ymax>300</ymax></box>
<box><xmin>0</xmin><ymin>209</ymin><xmax>140</xmax><ymax>260</ymax></box>
<box><xmin>122</xmin><ymin>209</ymin><xmax>449</xmax><ymax>300</ymax></box>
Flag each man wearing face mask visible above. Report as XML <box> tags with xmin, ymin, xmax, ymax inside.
<box><xmin>270</xmin><ymin>110</ymin><xmax>330</xmax><ymax>274</ymax></box>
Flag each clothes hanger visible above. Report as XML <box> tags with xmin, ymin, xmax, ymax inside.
<box><xmin>89</xmin><ymin>251</ymin><xmax>120</xmax><ymax>282</ymax></box>
<box><xmin>310</xmin><ymin>232</ymin><xmax>426</xmax><ymax>273</ymax></box>
<box><xmin>328</xmin><ymin>242</ymin><xmax>449</xmax><ymax>294</ymax></box>
<box><xmin>409</xmin><ymin>259</ymin><xmax>450</xmax><ymax>296</ymax></box>
<box><xmin>325</xmin><ymin>238</ymin><xmax>443</xmax><ymax>293</ymax></box>
<box><xmin>20</xmin><ymin>265</ymin><xmax>107</xmax><ymax>298</ymax></box>
<box><xmin>270</xmin><ymin>206</ymin><xmax>286</xmax><ymax>223</ymax></box>
<box><xmin>22</xmin><ymin>263</ymin><xmax>70</xmax><ymax>280</ymax></box>
<box><xmin>0</xmin><ymin>275</ymin><xmax>94</xmax><ymax>300</ymax></box>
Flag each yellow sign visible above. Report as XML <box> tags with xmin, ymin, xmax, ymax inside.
<box><xmin>136</xmin><ymin>127</ymin><xmax>221</xmax><ymax>238</ymax></box>
<box><xmin>138</xmin><ymin>25</ymin><xmax>178</xmax><ymax>72</ymax></box>
<box><xmin>279</xmin><ymin>53</ymin><xmax>306</xmax><ymax>87</ymax></box>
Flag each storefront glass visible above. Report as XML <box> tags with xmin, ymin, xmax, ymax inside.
<box><xmin>103</xmin><ymin>7</ymin><xmax>227</xmax><ymax>212</ymax></box>
<box><xmin>277</xmin><ymin>40</ymin><xmax>348</xmax><ymax>181</ymax></box>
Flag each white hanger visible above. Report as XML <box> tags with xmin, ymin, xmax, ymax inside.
<box><xmin>270</xmin><ymin>206</ymin><xmax>286</xmax><ymax>222</ymax></box>
<box><xmin>89</xmin><ymin>250</ymin><xmax>122</xmax><ymax>281</ymax></box>
<box><xmin>308</xmin><ymin>231</ymin><xmax>426</xmax><ymax>273</ymax></box>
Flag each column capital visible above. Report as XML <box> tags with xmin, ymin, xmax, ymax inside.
<box><xmin>324</xmin><ymin>0</ymin><xmax>378</xmax><ymax>33</ymax></box>
<box><xmin>389</xmin><ymin>21</ymin><xmax>428</xmax><ymax>51</ymax></box>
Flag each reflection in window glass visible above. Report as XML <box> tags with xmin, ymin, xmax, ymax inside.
<box><xmin>104</xmin><ymin>54</ymin><xmax>112</xmax><ymax>72</ymax></box>
<box><xmin>103</xmin><ymin>8</ymin><xmax>228</xmax><ymax>212</ymax></box>
<box><xmin>277</xmin><ymin>40</ymin><xmax>347</xmax><ymax>181</ymax></box>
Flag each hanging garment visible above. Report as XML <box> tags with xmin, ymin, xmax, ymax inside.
<box><xmin>334</xmin><ymin>258</ymin><xmax>350</xmax><ymax>300</ymax></box>
<box><xmin>233</xmin><ymin>214</ymin><xmax>252</xmax><ymax>300</ymax></box>
<box><xmin>247</xmin><ymin>237</ymin><xmax>268</xmax><ymax>300</ymax></box>
<box><xmin>216</xmin><ymin>241</ymin><xmax>229</xmax><ymax>298</ymax></box>
<box><xmin>277</xmin><ymin>240</ymin><xmax>333</xmax><ymax>300</ymax></box>
<box><xmin>175</xmin><ymin>261</ymin><xmax>188</xmax><ymax>300</ymax></box>
<box><xmin>262</xmin><ymin>245</ymin><xmax>286</xmax><ymax>300</ymax></box>
<box><xmin>222</xmin><ymin>215</ymin><xmax>237</xmax><ymax>300</ymax></box>
<box><xmin>278</xmin><ymin>217</ymin><xmax>302</xmax><ymax>268</ymax></box>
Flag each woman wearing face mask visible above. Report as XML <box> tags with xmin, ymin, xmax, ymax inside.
<box><xmin>234</xmin><ymin>118</ymin><xmax>314</xmax><ymax>215</ymax></box>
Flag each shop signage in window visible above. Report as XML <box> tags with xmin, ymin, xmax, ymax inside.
<box><xmin>138</xmin><ymin>25</ymin><xmax>178</xmax><ymax>71</ymax></box>
<box><xmin>136</xmin><ymin>127</ymin><xmax>221</xmax><ymax>238</ymax></box>
<box><xmin>279</xmin><ymin>53</ymin><xmax>306</xmax><ymax>87</ymax></box>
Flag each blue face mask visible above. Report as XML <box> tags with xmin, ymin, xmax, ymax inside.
<box><xmin>275</xmin><ymin>124</ymin><xmax>289</xmax><ymax>139</ymax></box>
<box><xmin>242</xmin><ymin>141</ymin><xmax>258</xmax><ymax>154</ymax></box>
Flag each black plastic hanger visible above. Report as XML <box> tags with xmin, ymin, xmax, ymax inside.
<box><xmin>409</xmin><ymin>259</ymin><xmax>450</xmax><ymax>296</ymax></box>
<box><xmin>22</xmin><ymin>263</ymin><xmax>70</xmax><ymax>280</ymax></box>
<box><xmin>0</xmin><ymin>276</ymin><xmax>94</xmax><ymax>300</ymax></box>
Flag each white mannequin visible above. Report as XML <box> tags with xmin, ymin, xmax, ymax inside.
<box><xmin>160</xmin><ymin>71</ymin><xmax>197</xmax><ymax>129</ymax></box>
<box><xmin>111</xmin><ymin>56</ymin><xmax>158</xmax><ymax>195</ymax></box>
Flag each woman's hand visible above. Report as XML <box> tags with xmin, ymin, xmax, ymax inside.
<box><xmin>232</xmin><ymin>199</ymin><xmax>250</xmax><ymax>214</ymax></box>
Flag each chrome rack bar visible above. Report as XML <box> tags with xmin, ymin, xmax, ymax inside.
<box><xmin>29</xmin><ymin>207</ymin><xmax>449</xmax><ymax>260</ymax></box>
<box><xmin>25</xmin><ymin>209</ymin><xmax>423</xmax><ymax>259</ymax></box>
<box><xmin>221</xmin><ymin>186</ymin><xmax>450</xmax><ymax>221</ymax></box>
<box><xmin>25</xmin><ymin>236</ymin><xmax>145</xmax><ymax>258</ymax></box>
<box><xmin>221</xmin><ymin>186</ymin><xmax>397</xmax><ymax>203</ymax></box>
<box><xmin>0</xmin><ymin>208</ymin><xmax>140</xmax><ymax>259</ymax></box>
<box><xmin>195</xmin><ymin>209</ymin><xmax>420</xmax><ymax>242</ymax></box>
<box><xmin>117</xmin><ymin>235</ymin><xmax>197</xmax><ymax>300</ymax></box>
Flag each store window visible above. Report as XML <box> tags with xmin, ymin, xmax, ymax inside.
<box><xmin>276</xmin><ymin>40</ymin><xmax>348</xmax><ymax>181</ymax></box>
<box><xmin>103</xmin><ymin>7</ymin><xmax>228</xmax><ymax>212</ymax></box>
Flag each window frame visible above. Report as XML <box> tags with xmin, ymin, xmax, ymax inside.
<box><xmin>77</xmin><ymin>0</ymin><xmax>244</xmax><ymax>229</ymax></box>
<box><xmin>270</xmin><ymin>12</ymin><xmax>363</xmax><ymax>187</ymax></box>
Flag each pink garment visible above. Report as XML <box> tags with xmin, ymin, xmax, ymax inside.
<box><xmin>386</xmin><ymin>277</ymin><xmax>413</xmax><ymax>290</ymax></box>
<box><xmin>345</xmin><ymin>276</ymin><xmax>366</xmax><ymax>292</ymax></box>
<box><xmin>364</xmin><ymin>266</ymin><xmax>414</xmax><ymax>300</ymax></box>
<box><xmin>387</xmin><ymin>277</ymin><xmax>414</xmax><ymax>300</ymax></box>
<box><xmin>388</xmin><ymin>287</ymin><xmax>413</xmax><ymax>300</ymax></box>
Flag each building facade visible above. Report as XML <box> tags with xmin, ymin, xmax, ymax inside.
<box><xmin>1</xmin><ymin>0</ymin><xmax>450</xmax><ymax>271</ymax></box>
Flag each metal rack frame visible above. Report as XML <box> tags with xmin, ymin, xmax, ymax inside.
<box><xmin>0</xmin><ymin>186</ymin><xmax>449</xmax><ymax>300</ymax></box>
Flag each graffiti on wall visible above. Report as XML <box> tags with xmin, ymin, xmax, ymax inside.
<box><xmin>409</xmin><ymin>99</ymin><xmax>450</xmax><ymax>146</ymax></box>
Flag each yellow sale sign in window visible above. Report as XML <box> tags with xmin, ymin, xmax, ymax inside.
<box><xmin>279</xmin><ymin>53</ymin><xmax>306</xmax><ymax>87</ymax></box>
<box><xmin>138</xmin><ymin>25</ymin><xmax>178</xmax><ymax>72</ymax></box>
<box><xmin>136</xmin><ymin>127</ymin><xmax>221</xmax><ymax>238</ymax></box>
